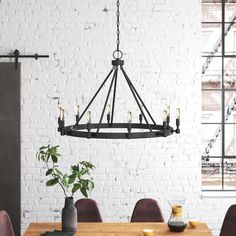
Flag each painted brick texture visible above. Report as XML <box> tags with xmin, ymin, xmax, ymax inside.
<box><xmin>0</xmin><ymin>1</ymin><xmax>232</xmax><ymax>236</ymax></box>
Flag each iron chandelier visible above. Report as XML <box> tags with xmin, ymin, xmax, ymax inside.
<box><xmin>57</xmin><ymin>0</ymin><xmax>180</xmax><ymax>139</ymax></box>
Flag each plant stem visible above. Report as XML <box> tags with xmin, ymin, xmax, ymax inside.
<box><xmin>52</xmin><ymin>162</ymin><xmax>68</xmax><ymax>198</ymax></box>
<box><xmin>46</xmin><ymin>161</ymin><xmax>68</xmax><ymax>198</ymax></box>
<box><xmin>58</xmin><ymin>182</ymin><xmax>68</xmax><ymax>198</ymax></box>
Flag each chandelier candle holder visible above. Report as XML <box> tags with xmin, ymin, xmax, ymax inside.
<box><xmin>57</xmin><ymin>0</ymin><xmax>180</xmax><ymax>140</ymax></box>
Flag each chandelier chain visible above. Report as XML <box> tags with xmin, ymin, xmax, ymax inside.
<box><xmin>113</xmin><ymin>0</ymin><xmax>123</xmax><ymax>59</ymax></box>
<box><xmin>116</xmin><ymin>0</ymin><xmax>120</xmax><ymax>51</ymax></box>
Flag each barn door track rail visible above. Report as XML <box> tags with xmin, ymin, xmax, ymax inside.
<box><xmin>0</xmin><ymin>49</ymin><xmax>49</xmax><ymax>69</ymax></box>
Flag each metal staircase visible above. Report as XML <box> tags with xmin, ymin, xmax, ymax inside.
<box><xmin>202</xmin><ymin>84</ymin><xmax>236</xmax><ymax>157</ymax></box>
<box><xmin>202</xmin><ymin>11</ymin><xmax>236</xmax><ymax>75</ymax></box>
<box><xmin>202</xmin><ymin>9</ymin><xmax>236</xmax><ymax>158</ymax></box>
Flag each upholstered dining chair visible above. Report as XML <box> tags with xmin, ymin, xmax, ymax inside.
<box><xmin>74</xmin><ymin>198</ymin><xmax>102</xmax><ymax>222</ymax></box>
<box><xmin>220</xmin><ymin>204</ymin><xmax>236</xmax><ymax>236</ymax></box>
<box><xmin>131</xmin><ymin>198</ymin><xmax>164</xmax><ymax>222</ymax></box>
<box><xmin>0</xmin><ymin>210</ymin><xmax>15</xmax><ymax>236</ymax></box>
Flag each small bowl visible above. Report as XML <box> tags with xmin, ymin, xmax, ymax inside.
<box><xmin>143</xmin><ymin>229</ymin><xmax>154</xmax><ymax>236</ymax></box>
<box><xmin>189</xmin><ymin>219</ymin><xmax>199</xmax><ymax>228</ymax></box>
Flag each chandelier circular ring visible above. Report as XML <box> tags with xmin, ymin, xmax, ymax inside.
<box><xmin>113</xmin><ymin>50</ymin><xmax>123</xmax><ymax>60</ymax></box>
<box><xmin>59</xmin><ymin>123</ymin><xmax>174</xmax><ymax>139</ymax></box>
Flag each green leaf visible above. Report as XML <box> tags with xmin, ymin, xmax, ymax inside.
<box><xmin>79</xmin><ymin>161</ymin><xmax>95</xmax><ymax>170</ymax></box>
<box><xmin>55</xmin><ymin>168</ymin><xmax>63</xmax><ymax>176</ymax></box>
<box><xmin>68</xmin><ymin>174</ymin><xmax>76</xmax><ymax>184</ymax></box>
<box><xmin>79</xmin><ymin>169</ymin><xmax>87</xmax><ymax>176</ymax></box>
<box><xmin>89</xmin><ymin>181</ymin><xmax>94</xmax><ymax>190</ymax></box>
<box><xmin>41</xmin><ymin>155</ymin><xmax>45</xmax><ymax>161</ymax></box>
<box><xmin>80</xmin><ymin>179</ymin><xmax>89</xmax><ymax>190</ymax></box>
<box><xmin>80</xmin><ymin>187</ymin><xmax>88</xmax><ymax>198</ymax></box>
<box><xmin>46</xmin><ymin>169</ymin><xmax>53</xmax><ymax>176</ymax></box>
<box><xmin>39</xmin><ymin>145</ymin><xmax>49</xmax><ymax>150</ymax></box>
<box><xmin>72</xmin><ymin>183</ymin><xmax>81</xmax><ymax>193</ymax></box>
<box><xmin>46</xmin><ymin>178</ymin><xmax>58</xmax><ymax>186</ymax></box>
<box><xmin>46</xmin><ymin>153</ymin><xmax>50</xmax><ymax>162</ymax></box>
<box><xmin>51</xmin><ymin>155</ymin><xmax>58</xmax><ymax>163</ymax></box>
<box><xmin>62</xmin><ymin>176</ymin><xmax>69</xmax><ymax>189</ymax></box>
<box><xmin>72</xmin><ymin>165</ymin><xmax>79</xmax><ymax>172</ymax></box>
<box><xmin>49</xmin><ymin>146</ymin><xmax>59</xmax><ymax>155</ymax></box>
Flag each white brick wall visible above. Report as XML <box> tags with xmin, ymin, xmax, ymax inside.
<box><xmin>1</xmin><ymin>0</ymin><xmax>234</xmax><ymax>235</ymax></box>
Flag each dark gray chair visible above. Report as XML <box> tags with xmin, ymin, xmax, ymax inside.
<box><xmin>131</xmin><ymin>198</ymin><xmax>164</xmax><ymax>222</ymax></box>
<box><xmin>0</xmin><ymin>210</ymin><xmax>15</xmax><ymax>236</ymax></box>
<box><xmin>220</xmin><ymin>204</ymin><xmax>236</xmax><ymax>236</ymax></box>
<box><xmin>75</xmin><ymin>198</ymin><xmax>102</xmax><ymax>222</ymax></box>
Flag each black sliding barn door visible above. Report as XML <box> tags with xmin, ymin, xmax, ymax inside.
<box><xmin>0</xmin><ymin>63</ymin><xmax>20</xmax><ymax>236</ymax></box>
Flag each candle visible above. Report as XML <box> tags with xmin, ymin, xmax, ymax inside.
<box><xmin>108</xmin><ymin>104</ymin><xmax>111</xmax><ymax>115</ymax></box>
<box><xmin>58</xmin><ymin>107</ymin><xmax>62</xmax><ymax>118</ymax></box>
<box><xmin>76</xmin><ymin>105</ymin><xmax>80</xmax><ymax>116</ymax></box>
<box><xmin>176</xmin><ymin>108</ymin><xmax>180</xmax><ymax>119</ymax></box>
<box><xmin>166</xmin><ymin>105</ymin><xmax>170</xmax><ymax>116</ymax></box>
<box><xmin>127</xmin><ymin>111</ymin><xmax>132</xmax><ymax>123</ymax></box>
<box><xmin>87</xmin><ymin>111</ymin><xmax>91</xmax><ymax>123</ymax></box>
<box><xmin>163</xmin><ymin>110</ymin><xmax>167</xmax><ymax>122</ymax></box>
<box><xmin>60</xmin><ymin>109</ymin><xmax>64</xmax><ymax>121</ymax></box>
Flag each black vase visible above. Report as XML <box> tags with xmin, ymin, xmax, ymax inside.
<box><xmin>62</xmin><ymin>197</ymin><xmax>77</xmax><ymax>232</ymax></box>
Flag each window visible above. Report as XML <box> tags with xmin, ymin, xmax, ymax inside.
<box><xmin>202</xmin><ymin>0</ymin><xmax>236</xmax><ymax>191</ymax></box>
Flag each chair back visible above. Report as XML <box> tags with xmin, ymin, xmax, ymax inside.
<box><xmin>75</xmin><ymin>198</ymin><xmax>102</xmax><ymax>222</ymax></box>
<box><xmin>220</xmin><ymin>204</ymin><xmax>236</xmax><ymax>236</ymax></box>
<box><xmin>131</xmin><ymin>198</ymin><xmax>164</xmax><ymax>222</ymax></box>
<box><xmin>0</xmin><ymin>210</ymin><xmax>15</xmax><ymax>236</ymax></box>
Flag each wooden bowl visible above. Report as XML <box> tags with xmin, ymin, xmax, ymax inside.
<box><xmin>143</xmin><ymin>229</ymin><xmax>154</xmax><ymax>236</ymax></box>
<box><xmin>189</xmin><ymin>219</ymin><xmax>199</xmax><ymax>228</ymax></box>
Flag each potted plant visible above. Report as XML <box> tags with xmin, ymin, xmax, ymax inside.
<box><xmin>36</xmin><ymin>145</ymin><xmax>95</xmax><ymax>232</ymax></box>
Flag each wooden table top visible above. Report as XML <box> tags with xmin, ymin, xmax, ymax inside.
<box><xmin>24</xmin><ymin>222</ymin><xmax>212</xmax><ymax>236</ymax></box>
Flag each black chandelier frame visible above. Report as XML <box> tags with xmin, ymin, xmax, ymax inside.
<box><xmin>58</xmin><ymin>59</ymin><xmax>180</xmax><ymax>139</ymax></box>
<box><xmin>57</xmin><ymin>0</ymin><xmax>180</xmax><ymax>139</ymax></box>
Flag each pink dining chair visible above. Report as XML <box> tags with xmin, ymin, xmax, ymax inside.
<box><xmin>74</xmin><ymin>198</ymin><xmax>102</xmax><ymax>222</ymax></box>
<box><xmin>131</xmin><ymin>198</ymin><xmax>164</xmax><ymax>222</ymax></box>
<box><xmin>220</xmin><ymin>204</ymin><xmax>236</xmax><ymax>236</ymax></box>
<box><xmin>0</xmin><ymin>210</ymin><xmax>15</xmax><ymax>236</ymax></box>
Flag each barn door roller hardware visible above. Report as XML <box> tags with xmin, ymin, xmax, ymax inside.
<box><xmin>0</xmin><ymin>49</ymin><xmax>49</xmax><ymax>69</ymax></box>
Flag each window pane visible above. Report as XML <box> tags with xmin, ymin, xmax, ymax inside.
<box><xmin>225</xmin><ymin>124</ymin><xmax>236</xmax><ymax>156</ymax></box>
<box><xmin>202</xmin><ymin>124</ymin><xmax>222</xmax><ymax>156</ymax></box>
<box><xmin>202</xmin><ymin>158</ymin><xmax>222</xmax><ymax>190</ymax></box>
<box><xmin>224</xmin><ymin>24</ymin><xmax>236</xmax><ymax>56</ymax></box>
<box><xmin>224</xmin><ymin>159</ymin><xmax>236</xmax><ymax>190</ymax></box>
<box><xmin>202</xmin><ymin>2</ymin><xmax>222</xmax><ymax>22</ymax></box>
<box><xmin>201</xmin><ymin>55</ymin><xmax>222</xmax><ymax>81</ymax></box>
<box><xmin>224</xmin><ymin>57</ymin><xmax>236</xmax><ymax>88</ymax></box>
<box><xmin>202</xmin><ymin>91</ymin><xmax>221</xmax><ymax>123</ymax></box>
<box><xmin>225</xmin><ymin>2</ymin><xmax>236</xmax><ymax>25</ymax></box>
<box><xmin>201</xmin><ymin>31</ymin><xmax>222</xmax><ymax>58</ymax></box>
<box><xmin>225</xmin><ymin>91</ymin><xmax>236</xmax><ymax>123</ymax></box>
<box><xmin>202</xmin><ymin>73</ymin><xmax>221</xmax><ymax>89</ymax></box>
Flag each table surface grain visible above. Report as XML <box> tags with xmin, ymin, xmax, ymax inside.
<box><xmin>24</xmin><ymin>222</ymin><xmax>213</xmax><ymax>236</ymax></box>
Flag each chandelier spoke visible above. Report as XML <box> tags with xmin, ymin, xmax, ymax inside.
<box><xmin>121</xmin><ymin>67</ymin><xmax>157</xmax><ymax>126</ymax></box>
<box><xmin>97</xmin><ymin>68</ymin><xmax>118</xmax><ymax>133</ymax></box>
<box><xmin>76</xmin><ymin>68</ymin><xmax>114</xmax><ymax>125</ymax></box>
<box><xmin>111</xmin><ymin>69</ymin><xmax>118</xmax><ymax>124</ymax></box>
<box><xmin>121</xmin><ymin>68</ymin><xmax>152</xmax><ymax>133</ymax></box>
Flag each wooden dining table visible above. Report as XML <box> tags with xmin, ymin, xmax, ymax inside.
<box><xmin>24</xmin><ymin>222</ymin><xmax>212</xmax><ymax>236</ymax></box>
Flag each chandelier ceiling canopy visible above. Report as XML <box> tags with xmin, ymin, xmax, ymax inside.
<box><xmin>57</xmin><ymin>0</ymin><xmax>180</xmax><ymax>139</ymax></box>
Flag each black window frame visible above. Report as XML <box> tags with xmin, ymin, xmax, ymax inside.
<box><xmin>202</xmin><ymin>0</ymin><xmax>236</xmax><ymax>191</ymax></box>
